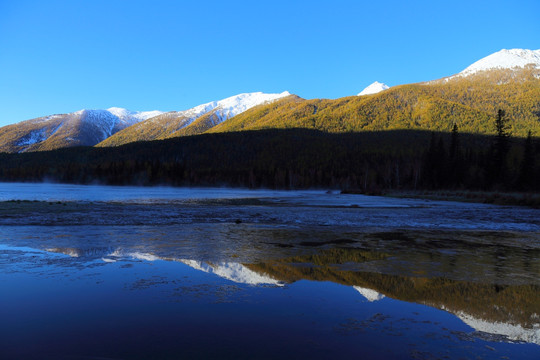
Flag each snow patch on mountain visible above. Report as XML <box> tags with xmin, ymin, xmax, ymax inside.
<box><xmin>16</xmin><ymin>128</ymin><xmax>47</xmax><ymax>146</ymax></box>
<box><xmin>16</xmin><ymin>121</ymin><xmax>64</xmax><ymax>150</ymax></box>
<box><xmin>107</xmin><ymin>107</ymin><xmax>163</xmax><ymax>124</ymax></box>
<box><xmin>30</xmin><ymin>114</ymin><xmax>62</xmax><ymax>124</ymax></box>
<box><xmin>358</xmin><ymin>81</ymin><xmax>390</xmax><ymax>96</ymax></box>
<box><xmin>144</xmin><ymin>91</ymin><xmax>291</xmax><ymax>133</ymax></box>
<box><xmin>210</xmin><ymin>91</ymin><xmax>291</xmax><ymax>122</ymax></box>
<box><xmin>166</xmin><ymin>91</ymin><xmax>291</xmax><ymax>127</ymax></box>
<box><xmin>458</xmin><ymin>48</ymin><xmax>540</xmax><ymax>76</ymax></box>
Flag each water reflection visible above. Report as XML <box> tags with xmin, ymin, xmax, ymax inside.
<box><xmin>28</xmin><ymin>225</ymin><xmax>539</xmax><ymax>285</ymax></box>
<box><xmin>246</xmin><ymin>248</ymin><xmax>540</xmax><ymax>345</ymax></box>
<box><xmin>177</xmin><ymin>260</ymin><xmax>283</xmax><ymax>286</ymax></box>
<box><xmin>24</xmin><ymin>231</ymin><xmax>540</xmax><ymax>346</ymax></box>
<box><xmin>1</xmin><ymin>185</ymin><xmax>539</xmax><ymax>359</ymax></box>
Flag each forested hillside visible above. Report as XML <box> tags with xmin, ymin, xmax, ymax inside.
<box><xmin>210</xmin><ymin>68</ymin><xmax>540</xmax><ymax>137</ymax></box>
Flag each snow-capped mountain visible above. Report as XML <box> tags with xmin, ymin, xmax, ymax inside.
<box><xmin>2</xmin><ymin>48</ymin><xmax>538</xmax><ymax>153</ymax></box>
<box><xmin>97</xmin><ymin>91</ymin><xmax>292</xmax><ymax>147</ymax></box>
<box><xmin>0</xmin><ymin>92</ymin><xmax>290</xmax><ymax>152</ymax></box>
<box><xmin>458</xmin><ymin>48</ymin><xmax>540</xmax><ymax>76</ymax></box>
<box><xmin>0</xmin><ymin>107</ymin><xmax>163</xmax><ymax>153</ymax></box>
<box><xmin>75</xmin><ymin>108</ymin><xmax>164</xmax><ymax>140</ymax></box>
<box><xmin>181</xmin><ymin>91</ymin><xmax>291</xmax><ymax>124</ymax></box>
<box><xmin>358</xmin><ymin>81</ymin><xmax>390</xmax><ymax>96</ymax></box>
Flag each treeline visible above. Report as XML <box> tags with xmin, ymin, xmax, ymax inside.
<box><xmin>0</xmin><ymin>128</ymin><xmax>538</xmax><ymax>192</ymax></box>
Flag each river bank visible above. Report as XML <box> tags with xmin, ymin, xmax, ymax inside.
<box><xmin>380</xmin><ymin>190</ymin><xmax>540</xmax><ymax>208</ymax></box>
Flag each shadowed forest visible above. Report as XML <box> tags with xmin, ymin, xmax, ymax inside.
<box><xmin>0</xmin><ymin>126</ymin><xmax>538</xmax><ymax>193</ymax></box>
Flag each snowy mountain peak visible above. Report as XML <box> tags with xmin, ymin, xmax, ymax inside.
<box><xmin>213</xmin><ymin>91</ymin><xmax>291</xmax><ymax>117</ymax></box>
<box><xmin>106</xmin><ymin>107</ymin><xmax>163</xmax><ymax>123</ymax></box>
<box><xmin>173</xmin><ymin>91</ymin><xmax>292</xmax><ymax>125</ymax></box>
<box><xmin>106</xmin><ymin>107</ymin><xmax>131</xmax><ymax>117</ymax></box>
<box><xmin>358</xmin><ymin>81</ymin><xmax>390</xmax><ymax>96</ymax></box>
<box><xmin>73</xmin><ymin>108</ymin><xmax>163</xmax><ymax>124</ymax></box>
<box><xmin>458</xmin><ymin>48</ymin><xmax>540</xmax><ymax>76</ymax></box>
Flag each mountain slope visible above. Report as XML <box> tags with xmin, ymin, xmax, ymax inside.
<box><xmin>0</xmin><ymin>108</ymin><xmax>161</xmax><ymax>153</ymax></box>
<box><xmin>97</xmin><ymin>92</ymin><xmax>291</xmax><ymax>147</ymax></box>
<box><xmin>211</xmin><ymin>67</ymin><xmax>540</xmax><ymax>137</ymax></box>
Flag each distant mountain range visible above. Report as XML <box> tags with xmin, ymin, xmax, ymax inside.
<box><xmin>98</xmin><ymin>91</ymin><xmax>291</xmax><ymax>147</ymax></box>
<box><xmin>0</xmin><ymin>92</ymin><xmax>289</xmax><ymax>153</ymax></box>
<box><xmin>1</xmin><ymin>48</ymin><xmax>539</xmax><ymax>153</ymax></box>
<box><xmin>0</xmin><ymin>108</ymin><xmax>164</xmax><ymax>153</ymax></box>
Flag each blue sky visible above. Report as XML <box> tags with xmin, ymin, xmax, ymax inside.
<box><xmin>0</xmin><ymin>0</ymin><xmax>538</xmax><ymax>126</ymax></box>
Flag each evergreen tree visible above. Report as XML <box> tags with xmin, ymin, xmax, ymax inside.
<box><xmin>422</xmin><ymin>133</ymin><xmax>447</xmax><ymax>189</ymax></box>
<box><xmin>490</xmin><ymin>109</ymin><xmax>511</xmax><ymax>188</ymax></box>
<box><xmin>449</xmin><ymin>124</ymin><xmax>463</xmax><ymax>187</ymax></box>
<box><xmin>423</xmin><ymin>132</ymin><xmax>438</xmax><ymax>188</ymax></box>
<box><xmin>436</xmin><ymin>136</ymin><xmax>447</xmax><ymax>187</ymax></box>
<box><xmin>518</xmin><ymin>130</ymin><xmax>535</xmax><ymax>190</ymax></box>
<box><xmin>495</xmin><ymin>109</ymin><xmax>511</xmax><ymax>149</ymax></box>
<box><xmin>450</xmin><ymin>124</ymin><xmax>459</xmax><ymax>161</ymax></box>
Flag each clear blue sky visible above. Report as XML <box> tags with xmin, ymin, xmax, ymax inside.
<box><xmin>0</xmin><ymin>0</ymin><xmax>538</xmax><ymax>126</ymax></box>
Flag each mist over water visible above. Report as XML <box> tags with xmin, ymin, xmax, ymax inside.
<box><xmin>0</xmin><ymin>183</ymin><xmax>539</xmax><ymax>359</ymax></box>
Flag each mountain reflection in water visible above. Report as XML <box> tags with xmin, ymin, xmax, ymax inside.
<box><xmin>25</xmin><ymin>229</ymin><xmax>540</xmax><ymax>346</ymax></box>
<box><xmin>1</xmin><ymin>185</ymin><xmax>539</xmax><ymax>359</ymax></box>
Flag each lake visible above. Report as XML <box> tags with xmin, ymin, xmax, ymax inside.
<box><xmin>0</xmin><ymin>183</ymin><xmax>539</xmax><ymax>359</ymax></box>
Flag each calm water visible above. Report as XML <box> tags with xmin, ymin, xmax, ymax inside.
<box><xmin>0</xmin><ymin>183</ymin><xmax>539</xmax><ymax>359</ymax></box>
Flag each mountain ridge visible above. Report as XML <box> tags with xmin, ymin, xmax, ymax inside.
<box><xmin>209</xmin><ymin>67</ymin><xmax>540</xmax><ymax>138</ymax></box>
<box><xmin>1</xmin><ymin>48</ymin><xmax>539</xmax><ymax>153</ymax></box>
<box><xmin>97</xmin><ymin>91</ymin><xmax>291</xmax><ymax>147</ymax></box>
<box><xmin>0</xmin><ymin>92</ymin><xmax>290</xmax><ymax>152</ymax></box>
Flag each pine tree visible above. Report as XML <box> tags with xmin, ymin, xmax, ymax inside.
<box><xmin>449</xmin><ymin>123</ymin><xmax>463</xmax><ymax>187</ymax></box>
<box><xmin>436</xmin><ymin>136</ymin><xmax>447</xmax><ymax>187</ymax></box>
<box><xmin>490</xmin><ymin>109</ymin><xmax>511</xmax><ymax>188</ymax></box>
<box><xmin>450</xmin><ymin>124</ymin><xmax>459</xmax><ymax>161</ymax></box>
<box><xmin>518</xmin><ymin>130</ymin><xmax>535</xmax><ymax>190</ymax></box>
<box><xmin>495</xmin><ymin>109</ymin><xmax>511</xmax><ymax>151</ymax></box>
<box><xmin>423</xmin><ymin>132</ymin><xmax>438</xmax><ymax>188</ymax></box>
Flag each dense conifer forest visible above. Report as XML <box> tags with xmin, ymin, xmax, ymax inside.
<box><xmin>0</xmin><ymin>127</ymin><xmax>538</xmax><ymax>193</ymax></box>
